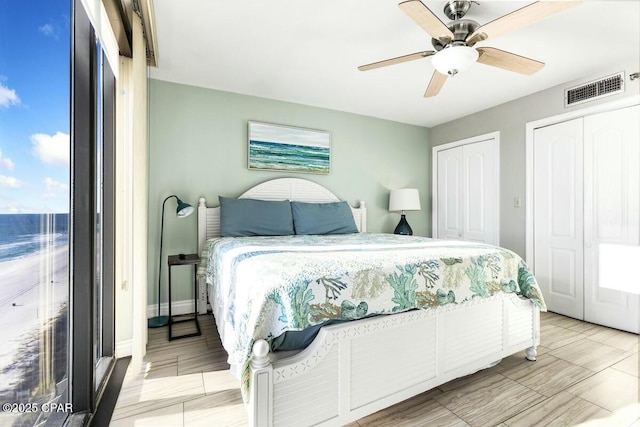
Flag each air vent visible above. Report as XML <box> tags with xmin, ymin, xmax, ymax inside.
<box><xmin>565</xmin><ymin>72</ymin><xmax>625</xmax><ymax>107</ymax></box>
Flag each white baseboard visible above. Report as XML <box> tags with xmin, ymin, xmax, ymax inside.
<box><xmin>147</xmin><ymin>278</ymin><xmax>208</xmax><ymax>317</ymax></box>
<box><xmin>115</xmin><ymin>339</ymin><xmax>133</xmax><ymax>358</ymax></box>
<box><xmin>147</xmin><ymin>299</ymin><xmax>197</xmax><ymax>318</ymax></box>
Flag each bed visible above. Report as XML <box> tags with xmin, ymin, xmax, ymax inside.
<box><xmin>197</xmin><ymin>178</ymin><xmax>544</xmax><ymax>427</ymax></box>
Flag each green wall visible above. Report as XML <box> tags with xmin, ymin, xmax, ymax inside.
<box><xmin>147</xmin><ymin>79</ymin><xmax>431</xmax><ymax>304</ymax></box>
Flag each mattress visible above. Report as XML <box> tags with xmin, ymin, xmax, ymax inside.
<box><xmin>200</xmin><ymin>233</ymin><xmax>546</xmax><ymax>375</ymax></box>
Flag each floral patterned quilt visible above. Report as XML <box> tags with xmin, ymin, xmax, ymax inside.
<box><xmin>200</xmin><ymin>233</ymin><xmax>546</xmax><ymax>400</ymax></box>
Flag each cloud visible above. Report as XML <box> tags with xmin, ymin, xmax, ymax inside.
<box><xmin>31</xmin><ymin>132</ymin><xmax>69</xmax><ymax>166</ymax></box>
<box><xmin>0</xmin><ymin>200</ymin><xmax>25</xmax><ymax>213</ymax></box>
<box><xmin>39</xmin><ymin>23</ymin><xmax>60</xmax><ymax>39</ymax></box>
<box><xmin>0</xmin><ymin>149</ymin><xmax>15</xmax><ymax>170</ymax></box>
<box><xmin>0</xmin><ymin>82</ymin><xmax>20</xmax><ymax>108</ymax></box>
<box><xmin>44</xmin><ymin>177</ymin><xmax>68</xmax><ymax>192</ymax></box>
<box><xmin>0</xmin><ymin>195</ymin><xmax>66</xmax><ymax>214</ymax></box>
<box><xmin>41</xmin><ymin>178</ymin><xmax>69</xmax><ymax>206</ymax></box>
<box><xmin>0</xmin><ymin>174</ymin><xmax>25</xmax><ymax>188</ymax></box>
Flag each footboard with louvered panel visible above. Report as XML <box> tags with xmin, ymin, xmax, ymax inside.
<box><xmin>248</xmin><ymin>292</ymin><xmax>539</xmax><ymax>426</ymax></box>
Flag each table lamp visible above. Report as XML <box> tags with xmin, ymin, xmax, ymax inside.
<box><xmin>389</xmin><ymin>188</ymin><xmax>421</xmax><ymax>235</ymax></box>
<box><xmin>148</xmin><ymin>195</ymin><xmax>195</xmax><ymax>328</ymax></box>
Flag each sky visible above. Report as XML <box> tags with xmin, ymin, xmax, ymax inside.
<box><xmin>0</xmin><ymin>0</ymin><xmax>71</xmax><ymax>213</ymax></box>
<box><xmin>249</xmin><ymin>121</ymin><xmax>331</xmax><ymax>148</ymax></box>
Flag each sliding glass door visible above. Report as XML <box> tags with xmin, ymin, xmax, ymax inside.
<box><xmin>71</xmin><ymin>0</ymin><xmax>116</xmax><ymax>416</ymax></box>
<box><xmin>0</xmin><ymin>0</ymin><xmax>117</xmax><ymax>422</ymax></box>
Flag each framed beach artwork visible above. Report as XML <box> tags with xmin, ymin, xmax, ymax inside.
<box><xmin>248</xmin><ymin>121</ymin><xmax>331</xmax><ymax>174</ymax></box>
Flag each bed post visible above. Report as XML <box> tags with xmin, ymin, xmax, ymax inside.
<box><xmin>525</xmin><ymin>308</ymin><xmax>541</xmax><ymax>361</ymax></box>
<box><xmin>359</xmin><ymin>200</ymin><xmax>367</xmax><ymax>232</ymax></box>
<box><xmin>249</xmin><ymin>339</ymin><xmax>273</xmax><ymax>427</ymax></box>
<box><xmin>525</xmin><ymin>346</ymin><xmax>537</xmax><ymax>361</ymax></box>
<box><xmin>196</xmin><ymin>197</ymin><xmax>208</xmax><ymax>314</ymax></box>
<box><xmin>197</xmin><ymin>197</ymin><xmax>207</xmax><ymax>254</ymax></box>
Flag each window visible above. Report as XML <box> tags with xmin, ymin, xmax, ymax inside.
<box><xmin>70</xmin><ymin>0</ymin><xmax>116</xmax><ymax>417</ymax></box>
<box><xmin>0</xmin><ymin>0</ymin><xmax>117</xmax><ymax>423</ymax></box>
<box><xmin>0</xmin><ymin>1</ymin><xmax>71</xmax><ymax>425</ymax></box>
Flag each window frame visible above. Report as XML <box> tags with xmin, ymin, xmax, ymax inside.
<box><xmin>69</xmin><ymin>0</ymin><xmax>116</xmax><ymax>418</ymax></box>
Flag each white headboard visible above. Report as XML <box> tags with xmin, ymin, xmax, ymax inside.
<box><xmin>197</xmin><ymin>178</ymin><xmax>367</xmax><ymax>253</ymax></box>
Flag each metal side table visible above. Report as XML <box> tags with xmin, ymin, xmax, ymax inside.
<box><xmin>167</xmin><ymin>253</ymin><xmax>202</xmax><ymax>340</ymax></box>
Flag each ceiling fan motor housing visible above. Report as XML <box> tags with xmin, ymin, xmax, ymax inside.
<box><xmin>432</xmin><ymin>19</ymin><xmax>480</xmax><ymax>51</ymax></box>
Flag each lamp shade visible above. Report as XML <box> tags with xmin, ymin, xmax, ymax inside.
<box><xmin>176</xmin><ymin>197</ymin><xmax>194</xmax><ymax>218</ymax></box>
<box><xmin>389</xmin><ymin>189</ymin><xmax>421</xmax><ymax>212</ymax></box>
<box><xmin>431</xmin><ymin>45</ymin><xmax>478</xmax><ymax>76</ymax></box>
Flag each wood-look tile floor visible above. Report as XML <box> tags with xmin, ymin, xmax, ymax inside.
<box><xmin>111</xmin><ymin>312</ymin><xmax>639</xmax><ymax>426</ymax></box>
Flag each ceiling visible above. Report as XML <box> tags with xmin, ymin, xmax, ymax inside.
<box><xmin>148</xmin><ymin>1</ymin><xmax>640</xmax><ymax>128</ymax></box>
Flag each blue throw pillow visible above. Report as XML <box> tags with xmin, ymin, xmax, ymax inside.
<box><xmin>219</xmin><ymin>196</ymin><xmax>294</xmax><ymax>237</ymax></box>
<box><xmin>291</xmin><ymin>201</ymin><xmax>358</xmax><ymax>235</ymax></box>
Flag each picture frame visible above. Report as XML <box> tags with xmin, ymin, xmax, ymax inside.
<box><xmin>248</xmin><ymin>121</ymin><xmax>331</xmax><ymax>174</ymax></box>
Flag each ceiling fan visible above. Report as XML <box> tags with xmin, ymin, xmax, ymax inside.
<box><xmin>358</xmin><ymin>0</ymin><xmax>582</xmax><ymax>97</ymax></box>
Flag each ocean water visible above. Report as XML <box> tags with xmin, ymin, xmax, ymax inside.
<box><xmin>249</xmin><ymin>140</ymin><xmax>330</xmax><ymax>173</ymax></box>
<box><xmin>0</xmin><ymin>213</ymin><xmax>69</xmax><ymax>263</ymax></box>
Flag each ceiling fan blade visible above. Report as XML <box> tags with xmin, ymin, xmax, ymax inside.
<box><xmin>399</xmin><ymin>0</ymin><xmax>454</xmax><ymax>43</ymax></box>
<box><xmin>467</xmin><ymin>1</ymin><xmax>582</xmax><ymax>45</ymax></box>
<box><xmin>476</xmin><ymin>47</ymin><xmax>544</xmax><ymax>75</ymax></box>
<box><xmin>358</xmin><ymin>51</ymin><xmax>435</xmax><ymax>71</ymax></box>
<box><xmin>424</xmin><ymin>71</ymin><xmax>448</xmax><ymax>97</ymax></box>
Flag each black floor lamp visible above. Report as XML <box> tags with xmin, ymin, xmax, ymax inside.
<box><xmin>148</xmin><ymin>195</ymin><xmax>195</xmax><ymax>328</ymax></box>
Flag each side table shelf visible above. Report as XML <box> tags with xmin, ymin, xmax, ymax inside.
<box><xmin>168</xmin><ymin>253</ymin><xmax>202</xmax><ymax>341</ymax></box>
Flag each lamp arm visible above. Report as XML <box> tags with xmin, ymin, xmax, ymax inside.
<box><xmin>157</xmin><ymin>195</ymin><xmax>178</xmax><ymax>318</ymax></box>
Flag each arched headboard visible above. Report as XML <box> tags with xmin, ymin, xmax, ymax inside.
<box><xmin>197</xmin><ymin>178</ymin><xmax>367</xmax><ymax>253</ymax></box>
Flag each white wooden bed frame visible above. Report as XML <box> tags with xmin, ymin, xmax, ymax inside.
<box><xmin>197</xmin><ymin>178</ymin><xmax>540</xmax><ymax>427</ymax></box>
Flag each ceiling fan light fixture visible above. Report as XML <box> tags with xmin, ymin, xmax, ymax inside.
<box><xmin>431</xmin><ymin>45</ymin><xmax>479</xmax><ymax>76</ymax></box>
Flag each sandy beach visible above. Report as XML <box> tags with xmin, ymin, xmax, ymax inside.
<box><xmin>0</xmin><ymin>244</ymin><xmax>69</xmax><ymax>393</ymax></box>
